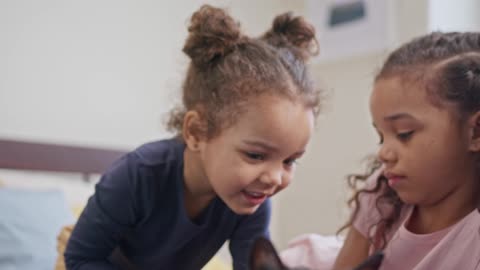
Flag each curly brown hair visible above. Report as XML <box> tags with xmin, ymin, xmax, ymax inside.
<box><xmin>167</xmin><ymin>5</ymin><xmax>322</xmax><ymax>140</ymax></box>
<box><xmin>340</xmin><ymin>32</ymin><xmax>480</xmax><ymax>250</ymax></box>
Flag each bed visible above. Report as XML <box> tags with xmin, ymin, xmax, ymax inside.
<box><xmin>0</xmin><ymin>138</ymin><xmax>231</xmax><ymax>270</ymax></box>
<box><xmin>0</xmin><ymin>138</ymin><xmax>126</xmax><ymax>179</ymax></box>
<box><xmin>0</xmin><ymin>138</ymin><xmax>127</xmax><ymax>270</ymax></box>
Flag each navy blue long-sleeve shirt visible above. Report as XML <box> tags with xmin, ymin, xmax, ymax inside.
<box><xmin>64</xmin><ymin>138</ymin><xmax>271</xmax><ymax>270</ymax></box>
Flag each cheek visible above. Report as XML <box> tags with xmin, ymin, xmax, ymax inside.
<box><xmin>280</xmin><ymin>181</ymin><xmax>290</xmax><ymax>191</ymax></box>
<box><xmin>280</xmin><ymin>171</ymin><xmax>294</xmax><ymax>189</ymax></box>
<box><xmin>273</xmin><ymin>179</ymin><xmax>291</xmax><ymax>195</ymax></box>
<box><xmin>217</xmin><ymin>164</ymin><xmax>259</xmax><ymax>189</ymax></box>
<box><xmin>408</xmin><ymin>138</ymin><xmax>443</xmax><ymax>169</ymax></box>
<box><xmin>407</xmin><ymin>135</ymin><xmax>464</xmax><ymax>179</ymax></box>
<box><xmin>204</xmin><ymin>147</ymin><xmax>237</xmax><ymax>173</ymax></box>
<box><xmin>427</xmin><ymin>131</ymin><xmax>465</xmax><ymax>160</ymax></box>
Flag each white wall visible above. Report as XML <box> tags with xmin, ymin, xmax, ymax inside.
<box><xmin>429</xmin><ymin>0</ymin><xmax>480</xmax><ymax>32</ymax></box>
<box><xmin>276</xmin><ymin>52</ymin><xmax>383</xmax><ymax>247</ymax></box>
<box><xmin>0</xmin><ymin>0</ymin><xmax>303</xmax><ymax>150</ymax></box>
<box><xmin>1</xmin><ymin>1</ymin><xmax>179</xmax><ymax>149</ymax></box>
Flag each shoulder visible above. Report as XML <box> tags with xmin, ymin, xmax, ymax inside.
<box><xmin>132</xmin><ymin>138</ymin><xmax>185</xmax><ymax>166</ymax></box>
<box><xmin>353</xmin><ymin>167</ymin><xmax>410</xmax><ymax>238</ymax></box>
<box><xmin>102</xmin><ymin>138</ymin><xmax>184</xmax><ymax>182</ymax></box>
<box><xmin>98</xmin><ymin>138</ymin><xmax>185</xmax><ymax>200</ymax></box>
<box><xmin>93</xmin><ymin>139</ymin><xmax>186</xmax><ymax>221</ymax></box>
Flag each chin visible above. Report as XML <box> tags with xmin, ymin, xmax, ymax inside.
<box><xmin>396</xmin><ymin>192</ymin><xmax>418</xmax><ymax>205</ymax></box>
<box><xmin>230</xmin><ymin>205</ymin><xmax>260</xmax><ymax>215</ymax></box>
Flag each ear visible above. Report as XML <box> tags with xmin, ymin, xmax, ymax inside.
<box><xmin>468</xmin><ymin>111</ymin><xmax>480</xmax><ymax>152</ymax></box>
<box><xmin>249</xmin><ymin>237</ymin><xmax>286</xmax><ymax>270</ymax></box>
<box><xmin>182</xmin><ymin>110</ymin><xmax>206</xmax><ymax>152</ymax></box>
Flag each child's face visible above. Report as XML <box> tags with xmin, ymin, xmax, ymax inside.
<box><xmin>198</xmin><ymin>94</ymin><xmax>315</xmax><ymax>215</ymax></box>
<box><xmin>370</xmin><ymin>76</ymin><xmax>476</xmax><ymax>206</ymax></box>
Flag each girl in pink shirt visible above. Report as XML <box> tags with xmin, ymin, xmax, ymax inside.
<box><xmin>334</xmin><ymin>32</ymin><xmax>480</xmax><ymax>270</ymax></box>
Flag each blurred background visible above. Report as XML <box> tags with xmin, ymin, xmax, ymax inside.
<box><xmin>1</xmin><ymin>0</ymin><xmax>479</xmax><ymax>267</ymax></box>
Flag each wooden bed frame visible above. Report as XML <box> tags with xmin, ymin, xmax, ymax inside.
<box><xmin>0</xmin><ymin>139</ymin><xmax>127</xmax><ymax>180</ymax></box>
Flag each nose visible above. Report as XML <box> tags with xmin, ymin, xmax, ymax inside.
<box><xmin>377</xmin><ymin>143</ymin><xmax>397</xmax><ymax>164</ymax></box>
<box><xmin>260</xmin><ymin>165</ymin><xmax>284</xmax><ymax>187</ymax></box>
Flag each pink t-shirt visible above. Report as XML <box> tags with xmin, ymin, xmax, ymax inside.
<box><xmin>354</xmin><ymin>169</ymin><xmax>480</xmax><ymax>270</ymax></box>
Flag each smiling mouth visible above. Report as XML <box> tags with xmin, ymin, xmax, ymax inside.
<box><xmin>242</xmin><ymin>190</ymin><xmax>268</xmax><ymax>205</ymax></box>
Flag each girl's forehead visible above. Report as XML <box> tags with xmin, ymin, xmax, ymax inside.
<box><xmin>369</xmin><ymin>76</ymin><xmax>450</xmax><ymax>123</ymax></box>
<box><xmin>370</xmin><ymin>76</ymin><xmax>461</xmax><ymax>128</ymax></box>
<box><xmin>223</xmin><ymin>95</ymin><xmax>314</xmax><ymax>149</ymax></box>
<box><xmin>371</xmin><ymin>77</ymin><xmax>429</xmax><ymax>109</ymax></box>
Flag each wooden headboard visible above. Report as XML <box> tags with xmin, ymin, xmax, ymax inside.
<box><xmin>0</xmin><ymin>139</ymin><xmax>128</xmax><ymax>179</ymax></box>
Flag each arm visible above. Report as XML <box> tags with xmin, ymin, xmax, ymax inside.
<box><xmin>64</xmin><ymin>154</ymin><xmax>140</xmax><ymax>270</ymax></box>
<box><xmin>335</xmin><ymin>168</ymin><xmax>384</xmax><ymax>270</ymax></box>
<box><xmin>229</xmin><ymin>199</ymin><xmax>271</xmax><ymax>270</ymax></box>
<box><xmin>333</xmin><ymin>227</ymin><xmax>370</xmax><ymax>270</ymax></box>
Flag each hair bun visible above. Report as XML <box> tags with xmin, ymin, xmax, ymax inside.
<box><xmin>263</xmin><ymin>12</ymin><xmax>319</xmax><ymax>61</ymax></box>
<box><xmin>183</xmin><ymin>5</ymin><xmax>242</xmax><ymax>68</ymax></box>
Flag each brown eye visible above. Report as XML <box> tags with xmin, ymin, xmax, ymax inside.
<box><xmin>283</xmin><ymin>158</ymin><xmax>297</xmax><ymax>167</ymax></box>
<box><xmin>397</xmin><ymin>131</ymin><xmax>414</xmax><ymax>141</ymax></box>
<box><xmin>245</xmin><ymin>152</ymin><xmax>265</xmax><ymax>161</ymax></box>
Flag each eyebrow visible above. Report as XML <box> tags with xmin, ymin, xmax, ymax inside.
<box><xmin>243</xmin><ymin>140</ymin><xmax>306</xmax><ymax>156</ymax></box>
<box><xmin>243</xmin><ymin>140</ymin><xmax>278</xmax><ymax>152</ymax></box>
<box><xmin>372</xmin><ymin>113</ymin><xmax>416</xmax><ymax>128</ymax></box>
<box><xmin>384</xmin><ymin>112</ymin><xmax>415</xmax><ymax>121</ymax></box>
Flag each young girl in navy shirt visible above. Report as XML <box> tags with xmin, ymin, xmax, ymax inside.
<box><xmin>65</xmin><ymin>5</ymin><xmax>321</xmax><ymax>270</ymax></box>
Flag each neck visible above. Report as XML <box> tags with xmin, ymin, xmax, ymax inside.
<box><xmin>408</xmin><ymin>173</ymin><xmax>479</xmax><ymax>234</ymax></box>
<box><xmin>183</xmin><ymin>148</ymin><xmax>216</xmax><ymax>219</ymax></box>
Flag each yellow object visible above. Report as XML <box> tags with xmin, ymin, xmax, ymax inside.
<box><xmin>55</xmin><ymin>225</ymin><xmax>73</xmax><ymax>270</ymax></box>
<box><xmin>202</xmin><ymin>256</ymin><xmax>232</xmax><ymax>270</ymax></box>
<box><xmin>55</xmin><ymin>225</ymin><xmax>231</xmax><ymax>270</ymax></box>
<box><xmin>71</xmin><ymin>205</ymin><xmax>84</xmax><ymax>218</ymax></box>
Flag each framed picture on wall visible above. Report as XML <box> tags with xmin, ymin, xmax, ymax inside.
<box><xmin>307</xmin><ymin>0</ymin><xmax>394</xmax><ymax>63</ymax></box>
